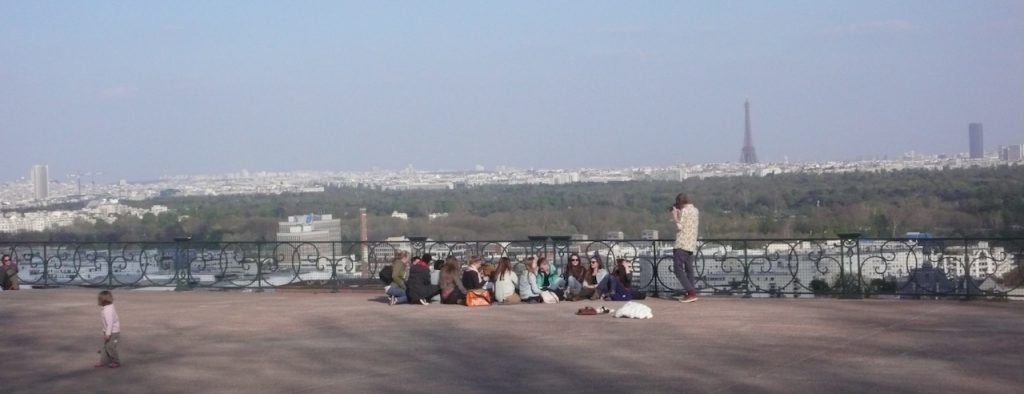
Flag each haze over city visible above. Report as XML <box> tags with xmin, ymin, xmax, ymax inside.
<box><xmin>1</xmin><ymin>1</ymin><xmax>1022</xmax><ymax>182</ymax></box>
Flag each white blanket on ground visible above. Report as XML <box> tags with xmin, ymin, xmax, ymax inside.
<box><xmin>613</xmin><ymin>301</ymin><xmax>653</xmax><ymax>319</ymax></box>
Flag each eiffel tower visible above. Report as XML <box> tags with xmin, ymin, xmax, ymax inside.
<box><xmin>740</xmin><ymin>100</ymin><xmax>758</xmax><ymax>164</ymax></box>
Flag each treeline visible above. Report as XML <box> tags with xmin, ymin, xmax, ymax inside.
<box><xmin>4</xmin><ymin>165</ymin><xmax>1023</xmax><ymax>242</ymax></box>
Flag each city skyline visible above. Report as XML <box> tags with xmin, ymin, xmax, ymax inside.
<box><xmin>1</xmin><ymin>1</ymin><xmax>1022</xmax><ymax>181</ymax></box>
<box><xmin>2</xmin><ymin>136</ymin><xmax>1021</xmax><ymax>185</ymax></box>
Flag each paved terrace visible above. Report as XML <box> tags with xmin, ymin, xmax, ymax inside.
<box><xmin>1</xmin><ymin>289</ymin><xmax>1022</xmax><ymax>394</ymax></box>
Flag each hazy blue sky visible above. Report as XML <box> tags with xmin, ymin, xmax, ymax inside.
<box><xmin>1</xmin><ymin>1</ymin><xmax>1022</xmax><ymax>182</ymax></box>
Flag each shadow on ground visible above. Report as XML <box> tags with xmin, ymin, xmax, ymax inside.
<box><xmin>1</xmin><ymin>290</ymin><xmax>1022</xmax><ymax>393</ymax></box>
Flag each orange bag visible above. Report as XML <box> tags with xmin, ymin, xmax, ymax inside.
<box><xmin>466</xmin><ymin>289</ymin><xmax>492</xmax><ymax>307</ymax></box>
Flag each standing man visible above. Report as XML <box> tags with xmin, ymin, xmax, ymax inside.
<box><xmin>671</xmin><ymin>193</ymin><xmax>699</xmax><ymax>303</ymax></box>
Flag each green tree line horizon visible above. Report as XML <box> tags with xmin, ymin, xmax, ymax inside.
<box><xmin>4</xmin><ymin>165</ymin><xmax>1023</xmax><ymax>242</ymax></box>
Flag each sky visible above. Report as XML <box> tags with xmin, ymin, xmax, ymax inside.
<box><xmin>1</xmin><ymin>1</ymin><xmax>1022</xmax><ymax>182</ymax></box>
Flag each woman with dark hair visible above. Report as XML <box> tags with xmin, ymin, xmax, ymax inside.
<box><xmin>438</xmin><ymin>258</ymin><xmax>467</xmax><ymax>304</ymax></box>
<box><xmin>3</xmin><ymin>254</ymin><xmax>20</xmax><ymax>290</ymax></box>
<box><xmin>562</xmin><ymin>253</ymin><xmax>585</xmax><ymax>300</ymax></box>
<box><xmin>598</xmin><ymin>258</ymin><xmax>632</xmax><ymax>299</ymax></box>
<box><xmin>406</xmin><ymin>254</ymin><xmax>440</xmax><ymax>305</ymax></box>
<box><xmin>671</xmin><ymin>192</ymin><xmax>700</xmax><ymax>303</ymax></box>
<box><xmin>578</xmin><ymin>255</ymin><xmax>608</xmax><ymax>301</ymax></box>
<box><xmin>493</xmin><ymin>257</ymin><xmax>519</xmax><ymax>303</ymax></box>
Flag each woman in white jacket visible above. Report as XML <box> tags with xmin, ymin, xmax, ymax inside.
<box><xmin>493</xmin><ymin>257</ymin><xmax>519</xmax><ymax>303</ymax></box>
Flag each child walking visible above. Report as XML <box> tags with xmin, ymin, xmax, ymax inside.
<box><xmin>96</xmin><ymin>290</ymin><xmax>121</xmax><ymax>368</ymax></box>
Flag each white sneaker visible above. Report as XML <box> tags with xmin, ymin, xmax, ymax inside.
<box><xmin>388</xmin><ymin>295</ymin><xmax>397</xmax><ymax>306</ymax></box>
<box><xmin>419</xmin><ymin>299</ymin><xmax>429</xmax><ymax>305</ymax></box>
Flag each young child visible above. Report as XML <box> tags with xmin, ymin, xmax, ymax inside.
<box><xmin>96</xmin><ymin>290</ymin><xmax>121</xmax><ymax>368</ymax></box>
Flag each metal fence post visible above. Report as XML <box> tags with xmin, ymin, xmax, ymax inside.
<box><xmin>652</xmin><ymin>240</ymin><xmax>660</xmax><ymax>298</ymax></box>
<box><xmin>963</xmin><ymin>239</ymin><xmax>972</xmax><ymax>300</ymax></box>
<box><xmin>837</xmin><ymin>233</ymin><xmax>863</xmax><ymax>299</ymax></box>
<box><xmin>742</xmin><ymin>240</ymin><xmax>752</xmax><ymax>298</ymax></box>
<box><xmin>42</xmin><ymin>244</ymin><xmax>49</xmax><ymax>288</ymax></box>
<box><xmin>174</xmin><ymin>236</ymin><xmax>191</xmax><ymax>291</ymax></box>
<box><xmin>331</xmin><ymin>242</ymin><xmax>339</xmax><ymax>294</ymax></box>
<box><xmin>107</xmin><ymin>242</ymin><xmax>114</xmax><ymax>289</ymax></box>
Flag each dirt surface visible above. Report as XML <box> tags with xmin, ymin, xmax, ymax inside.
<box><xmin>1</xmin><ymin>289</ymin><xmax>1022</xmax><ymax>393</ymax></box>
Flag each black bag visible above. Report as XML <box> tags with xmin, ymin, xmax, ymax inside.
<box><xmin>378</xmin><ymin>265</ymin><xmax>393</xmax><ymax>285</ymax></box>
<box><xmin>632</xmin><ymin>291</ymin><xmax>647</xmax><ymax>300</ymax></box>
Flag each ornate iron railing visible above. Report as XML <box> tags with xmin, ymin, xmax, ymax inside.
<box><xmin>2</xmin><ymin>237</ymin><xmax>1022</xmax><ymax>298</ymax></box>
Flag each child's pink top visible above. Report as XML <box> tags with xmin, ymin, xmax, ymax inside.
<box><xmin>101</xmin><ymin>304</ymin><xmax>120</xmax><ymax>336</ymax></box>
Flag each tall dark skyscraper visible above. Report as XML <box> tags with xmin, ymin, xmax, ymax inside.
<box><xmin>740</xmin><ymin>100</ymin><xmax>758</xmax><ymax>164</ymax></box>
<box><xmin>969</xmin><ymin>123</ymin><xmax>984</xmax><ymax>159</ymax></box>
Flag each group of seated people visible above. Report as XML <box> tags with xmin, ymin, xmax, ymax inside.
<box><xmin>383</xmin><ymin>251</ymin><xmax>634</xmax><ymax>306</ymax></box>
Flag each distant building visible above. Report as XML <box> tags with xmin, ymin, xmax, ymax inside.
<box><xmin>276</xmin><ymin>214</ymin><xmax>342</xmax><ymax>271</ymax></box>
<box><xmin>276</xmin><ymin>225</ymin><xmax>332</xmax><ymax>243</ymax></box>
<box><xmin>969</xmin><ymin>123</ymin><xmax>984</xmax><ymax>159</ymax></box>
<box><xmin>31</xmin><ymin>164</ymin><xmax>48</xmax><ymax>200</ymax></box>
<box><xmin>570</xmin><ymin>234</ymin><xmax>589</xmax><ymax>241</ymax></box>
<box><xmin>552</xmin><ymin>172</ymin><xmax>580</xmax><ymax>184</ymax></box>
<box><xmin>391</xmin><ymin>211</ymin><xmax>409</xmax><ymax>220</ymax></box>
<box><xmin>641</xmin><ymin>229</ymin><xmax>659</xmax><ymax>240</ymax></box>
<box><xmin>605</xmin><ymin>231</ymin><xmax>625</xmax><ymax>240</ymax></box>
<box><xmin>1001</xmin><ymin>144</ymin><xmax>1023</xmax><ymax>162</ymax></box>
<box><xmin>277</xmin><ymin>214</ymin><xmax>342</xmax><ymax>242</ymax></box>
<box><xmin>740</xmin><ymin>100</ymin><xmax>758</xmax><ymax>164</ymax></box>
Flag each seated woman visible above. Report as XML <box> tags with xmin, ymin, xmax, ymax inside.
<box><xmin>492</xmin><ymin>257</ymin><xmax>519</xmax><ymax>303</ymax></box>
<box><xmin>462</xmin><ymin>256</ymin><xmax>485</xmax><ymax>291</ymax></box>
<box><xmin>578</xmin><ymin>255</ymin><xmax>608</xmax><ymax>301</ymax></box>
<box><xmin>562</xmin><ymin>253</ymin><xmax>585</xmax><ymax>300</ymax></box>
<box><xmin>438</xmin><ymin>257</ymin><xmax>467</xmax><ymax>304</ymax></box>
<box><xmin>406</xmin><ymin>254</ymin><xmax>440</xmax><ymax>305</ymax></box>
<box><xmin>518</xmin><ymin>257</ymin><xmax>543</xmax><ymax>303</ymax></box>
<box><xmin>480</xmin><ymin>263</ymin><xmax>497</xmax><ymax>293</ymax></box>
<box><xmin>598</xmin><ymin>258</ymin><xmax>632</xmax><ymax>300</ymax></box>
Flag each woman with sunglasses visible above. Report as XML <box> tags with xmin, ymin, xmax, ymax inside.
<box><xmin>563</xmin><ymin>253</ymin><xmax>585</xmax><ymax>300</ymax></box>
<box><xmin>578</xmin><ymin>255</ymin><xmax>608</xmax><ymax>301</ymax></box>
<box><xmin>1</xmin><ymin>254</ymin><xmax>18</xmax><ymax>291</ymax></box>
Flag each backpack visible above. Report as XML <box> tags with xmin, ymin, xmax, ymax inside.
<box><xmin>379</xmin><ymin>265</ymin><xmax>393</xmax><ymax>285</ymax></box>
<box><xmin>611</xmin><ymin>289</ymin><xmax>633</xmax><ymax>301</ymax></box>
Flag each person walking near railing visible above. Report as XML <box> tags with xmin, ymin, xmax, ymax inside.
<box><xmin>386</xmin><ymin>251</ymin><xmax>410</xmax><ymax>306</ymax></box>
<box><xmin>1</xmin><ymin>254</ymin><xmax>18</xmax><ymax>291</ymax></box>
<box><xmin>671</xmin><ymin>193</ymin><xmax>700</xmax><ymax>303</ymax></box>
